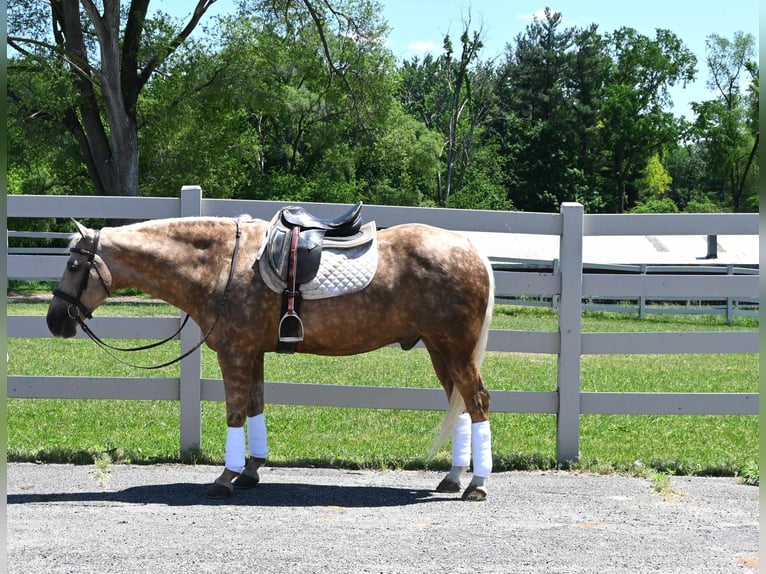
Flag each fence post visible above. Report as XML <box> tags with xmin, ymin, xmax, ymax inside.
<box><xmin>556</xmin><ymin>203</ymin><xmax>584</xmax><ymax>465</ymax></box>
<box><xmin>706</xmin><ymin>234</ymin><xmax>718</xmax><ymax>259</ymax></box>
<box><xmin>726</xmin><ymin>264</ymin><xmax>734</xmax><ymax>325</ymax></box>
<box><xmin>638</xmin><ymin>264</ymin><xmax>647</xmax><ymax>319</ymax></box>
<box><xmin>179</xmin><ymin>186</ymin><xmax>204</xmax><ymax>453</ymax></box>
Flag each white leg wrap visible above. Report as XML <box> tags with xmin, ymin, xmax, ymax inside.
<box><xmin>471</xmin><ymin>420</ymin><xmax>492</xmax><ymax>478</ymax></box>
<box><xmin>452</xmin><ymin>413</ymin><xmax>472</xmax><ymax>467</ymax></box>
<box><xmin>247</xmin><ymin>414</ymin><xmax>268</xmax><ymax>459</ymax></box>
<box><xmin>225</xmin><ymin>426</ymin><xmax>246</xmax><ymax>473</ymax></box>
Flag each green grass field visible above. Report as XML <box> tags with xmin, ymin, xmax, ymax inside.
<box><xmin>6</xmin><ymin>299</ymin><xmax>759</xmax><ymax>481</ymax></box>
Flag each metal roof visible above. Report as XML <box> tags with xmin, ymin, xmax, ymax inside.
<box><xmin>462</xmin><ymin>232</ymin><xmax>758</xmax><ymax>266</ymax></box>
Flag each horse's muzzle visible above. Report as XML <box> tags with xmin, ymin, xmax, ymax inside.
<box><xmin>46</xmin><ymin>305</ymin><xmax>78</xmax><ymax>338</ymax></box>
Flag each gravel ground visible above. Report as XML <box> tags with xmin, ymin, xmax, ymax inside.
<box><xmin>7</xmin><ymin>463</ymin><xmax>759</xmax><ymax>574</ymax></box>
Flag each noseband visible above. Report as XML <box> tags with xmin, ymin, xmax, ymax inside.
<box><xmin>53</xmin><ymin>230</ymin><xmax>111</xmax><ymax>320</ymax></box>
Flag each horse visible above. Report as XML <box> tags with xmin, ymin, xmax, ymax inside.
<box><xmin>46</xmin><ymin>206</ymin><xmax>495</xmax><ymax>501</ymax></box>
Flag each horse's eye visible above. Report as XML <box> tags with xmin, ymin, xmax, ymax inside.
<box><xmin>68</xmin><ymin>261</ymin><xmax>80</xmax><ymax>272</ymax></box>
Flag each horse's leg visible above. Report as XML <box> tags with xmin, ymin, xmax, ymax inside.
<box><xmin>461</xmin><ymin>367</ymin><xmax>492</xmax><ymax>501</ymax></box>
<box><xmin>429</xmin><ymin>344</ymin><xmax>492</xmax><ymax>501</ymax></box>
<box><xmin>428</xmin><ymin>348</ymin><xmax>470</xmax><ymax>493</ymax></box>
<box><xmin>436</xmin><ymin>411</ymin><xmax>472</xmax><ymax>493</ymax></box>
<box><xmin>428</xmin><ymin>348</ymin><xmax>477</xmax><ymax>494</ymax></box>
<box><xmin>233</xmin><ymin>353</ymin><xmax>268</xmax><ymax>489</ymax></box>
<box><xmin>206</xmin><ymin>351</ymin><xmax>252</xmax><ymax>499</ymax></box>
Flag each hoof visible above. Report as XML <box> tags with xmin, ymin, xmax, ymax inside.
<box><xmin>233</xmin><ymin>470</ymin><xmax>260</xmax><ymax>489</ymax></box>
<box><xmin>233</xmin><ymin>457</ymin><xmax>265</xmax><ymax>490</ymax></box>
<box><xmin>206</xmin><ymin>476</ymin><xmax>235</xmax><ymax>499</ymax></box>
<box><xmin>435</xmin><ymin>477</ymin><xmax>461</xmax><ymax>493</ymax></box>
<box><xmin>206</xmin><ymin>481</ymin><xmax>234</xmax><ymax>499</ymax></box>
<box><xmin>461</xmin><ymin>484</ymin><xmax>488</xmax><ymax>501</ymax></box>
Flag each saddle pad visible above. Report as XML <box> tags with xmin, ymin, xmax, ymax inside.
<box><xmin>259</xmin><ymin>222</ymin><xmax>378</xmax><ymax>300</ymax></box>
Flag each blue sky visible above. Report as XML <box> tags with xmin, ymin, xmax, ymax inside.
<box><xmin>162</xmin><ymin>0</ymin><xmax>759</xmax><ymax>119</ymax></box>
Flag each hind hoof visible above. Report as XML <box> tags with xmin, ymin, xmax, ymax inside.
<box><xmin>461</xmin><ymin>484</ymin><xmax>487</xmax><ymax>501</ymax></box>
<box><xmin>435</xmin><ymin>477</ymin><xmax>461</xmax><ymax>493</ymax></box>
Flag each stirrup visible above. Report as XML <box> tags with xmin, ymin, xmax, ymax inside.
<box><xmin>278</xmin><ymin>313</ymin><xmax>304</xmax><ymax>343</ymax></box>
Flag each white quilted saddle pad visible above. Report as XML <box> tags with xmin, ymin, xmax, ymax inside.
<box><xmin>258</xmin><ymin>222</ymin><xmax>378</xmax><ymax>300</ymax></box>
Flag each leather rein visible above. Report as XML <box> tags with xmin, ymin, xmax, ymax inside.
<box><xmin>53</xmin><ymin>219</ymin><xmax>243</xmax><ymax>370</ymax></box>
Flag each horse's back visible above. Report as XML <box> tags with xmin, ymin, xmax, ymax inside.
<box><xmin>360</xmin><ymin>222</ymin><xmax>490</xmax><ymax>331</ymax></box>
<box><xmin>376</xmin><ymin>223</ymin><xmax>488</xmax><ymax>283</ymax></box>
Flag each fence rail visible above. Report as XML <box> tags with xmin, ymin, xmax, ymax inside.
<box><xmin>7</xmin><ymin>188</ymin><xmax>759</xmax><ymax>463</ymax></box>
<box><xmin>493</xmin><ymin>258</ymin><xmax>758</xmax><ymax>322</ymax></box>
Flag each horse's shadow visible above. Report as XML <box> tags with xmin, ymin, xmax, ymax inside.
<box><xmin>7</xmin><ymin>481</ymin><xmax>453</xmax><ymax>508</ymax></box>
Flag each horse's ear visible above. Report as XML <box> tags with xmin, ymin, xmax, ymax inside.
<box><xmin>71</xmin><ymin>219</ymin><xmax>90</xmax><ymax>239</ymax></box>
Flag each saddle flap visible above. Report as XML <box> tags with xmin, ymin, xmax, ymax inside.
<box><xmin>294</xmin><ymin>229</ymin><xmax>324</xmax><ymax>284</ymax></box>
<box><xmin>265</xmin><ymin>224</ymin><xmax>291</xmax><ymax>280</ymax></box>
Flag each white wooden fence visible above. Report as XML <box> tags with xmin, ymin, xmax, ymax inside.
<box><xmin>7</xmin><ymin>187</ymin><xmax>759</xmax><ymax>463</ymax></box>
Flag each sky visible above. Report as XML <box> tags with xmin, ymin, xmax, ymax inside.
<box><xmin>163</xmin><ymin>0</ymin><xmax>760</xmax><ymax>120</ymax></box>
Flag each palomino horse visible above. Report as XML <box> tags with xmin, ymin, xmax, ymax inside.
<box><xmin>46</xmin><ymin>207</ymin><xmax>495</xmax><ymax>501</ymax></box>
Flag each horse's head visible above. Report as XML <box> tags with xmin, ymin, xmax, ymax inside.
<box><xmin>47</xmin><ymin>220</ymin><xmax>113</xmax><ymax>338</ymax></box>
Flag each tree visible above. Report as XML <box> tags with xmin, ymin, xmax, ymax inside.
<box><xmin>691</xmin><ymin>32</ymin><xmax>758</xmax><ymax>211</ymax></box>
<box><xmin>664</xmin><ymin>143</ymin><xmax>719</xmax><ymax>210</ymax></box>
<box><xmin>137</xmin><ymin>6</ymin><xmax>430</xmax><ymax>205</ymax></box>
<box><xmin>210</xmin><ymin>7</ymin><xmax>402</xmax><ymax>202</ymax></box>
<box><xmin>398</xmin><ymin>17</ymin><xmax>496</xmax><ymax>206</ymax></box>
<box><xmin>437</xmin><ymin>25</ymin><xmax>493</xmax><ymax>206</ymax></box>
<box><xmin>636</xmin><ymin>153</ymin><xmax>673</xmax><ymax>201</ymax></box>
<box><xmin>601</xmin><ymin>27</ymin><xmax>696</xmax><ymax>212</ymax></box>
<box><xmin>8</xmin><ymin>1</ymin><xmax>218</xmax><ymax>197</ymax></box>
<box><xmin>495</xmin><ymin>9</ymin><xmax>606</xmax><ymax>212</ymax></box>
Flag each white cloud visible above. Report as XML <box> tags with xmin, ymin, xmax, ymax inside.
<box><xmin>517</xmin><ymin>8</ymin><xmax>559</xmax><ymax>22</ymax></box>
<box><xmin>407</xmin><ymin>40</ymin><xmax>441</xmax><ymax>53</ymax></box>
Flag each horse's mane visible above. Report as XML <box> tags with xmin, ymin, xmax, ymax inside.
<box><xmin>119</xmin><ymin>216</ymin><xmax>248</xmax><ymax>231</ymax></box>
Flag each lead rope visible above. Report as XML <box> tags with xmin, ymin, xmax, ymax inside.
<box><xmin>79</xmin><ymin>218</ymin><xmax>243</xmax><ymax>370</ymax></box>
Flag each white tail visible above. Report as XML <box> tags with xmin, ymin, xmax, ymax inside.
<box><xmin>430</xmin><ymin>250</ymin><xmax>494</xmax><ymax>456</ymax></box>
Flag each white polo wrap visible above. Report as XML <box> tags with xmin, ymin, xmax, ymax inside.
<box><xmin>247</xmin><ymin>414</ymin><xmax>268</xmax><ymax>459</ymax></box>
<box><xmin>224</xmin><ymin>426</ymin><xmax>246</xmax><ymax>473</ymax></box>
<box><xmin>471</xmin><ymin>420</ymin><xmax>492</xmax><ymax>478</ymax></box>
<box><xmin>452</xmin><ymin>413</ymin><xmax>472</xmax><ymax>467</ymax></box>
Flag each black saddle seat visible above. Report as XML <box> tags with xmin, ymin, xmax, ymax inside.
<box><xmin>280</xmin><ymin>201</ymin><xmax>363</xmax><ymax>237</ymax></box>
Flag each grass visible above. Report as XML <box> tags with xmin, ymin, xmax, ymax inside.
<box><xmin>6</xmin><ymin>300</ymin><xmax>759</xmax><ymax>482</ymax></box>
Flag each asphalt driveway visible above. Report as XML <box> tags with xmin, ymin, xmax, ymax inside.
<box><xmin>6</xmin><ymin>463</ymin><xmax>759</xmax><ymax>573</ymax></box>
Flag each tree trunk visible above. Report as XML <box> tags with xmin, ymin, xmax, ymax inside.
<box><xmin>44</xmin><ymin>0</ymin><xmax>214</xmax><ymax>200</ymax></box>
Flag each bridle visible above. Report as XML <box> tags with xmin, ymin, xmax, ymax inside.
<box><xmin>52</xmin><ymin>219</ymin><xmax>243</xmax><ymax>370</ymax></box>
<box><xmin>53</xmin><ymin>229</ymin><xmax>111</xmax><ymax>320</ymax></box>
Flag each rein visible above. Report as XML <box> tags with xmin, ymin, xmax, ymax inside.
<box><xmin>60</xmin><ymin>218</ymin><xmax>243</xmax><ymax>370</ymax></box>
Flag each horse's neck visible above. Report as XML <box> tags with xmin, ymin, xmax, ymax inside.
<box><xmin>102</xmin><ymin>219</ymin><xmax>234</xmax><ymax>312</ymax></box>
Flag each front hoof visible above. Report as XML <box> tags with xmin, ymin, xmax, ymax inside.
<box><xmin>233</xmin><ymin>457</ymin><xmax>265</xmax><ymax>490</ymax></box>
<box><xmin>206</xmin><ymin>480</ymin><xmax>234</xmax><ymax>499</ymax></box>
<box><xmin>435</xmin><ymin>477</ymin><xmax>461</xmax><ymax>493</ymax></box>
<box><xmin>206</xmin><ymin>470</ymin><xmax>238</xmax><ymax>499</ymax></box>
<box><xmin>233</xmin><ymin>470</ymin><xmax>260</xmax><ymax>489</ymax></box>
<box><xmin>461</xmin><ymin>484</ymin><xmax>488</xmax><ymax>501</ymax></box>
